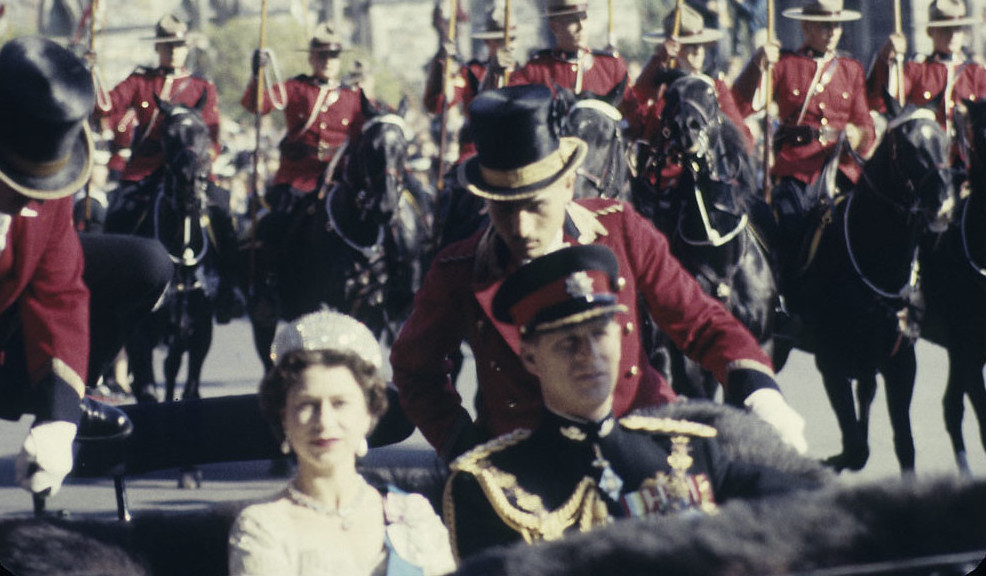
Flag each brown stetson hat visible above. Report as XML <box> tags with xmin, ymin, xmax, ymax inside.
<box><xmin>307</xmin><ymin>22</ymin><xmax>344</xmax><ymax>53</ymax></box>
<box><xmin>0</xmin><ymin>37</ymin><xmax>94</xmax><ymax>200</ymax></box>
<box><xmin>471</xmin><ymin>7</ymin><xmax>518</xmax><ymax>40</ymax></box>
<box><xmin>543</xmin><ymin>0</ymin><xmax>588</xmax><ymax>19</ymax></box>
<box><xmin>782</xmin><ymin>0</ymin><xmax>861</xmax><ymax>22</ymax></box>
<box><xmin>144</xmin><ymin>14</ymin><xmax>189</xmax><ymax>44</ymax></box>
<box><xmin>642</xmin><ymin>4</ymin><xmax>724</xmax><ymax>45</ymax></box>
<box><xmin>926</xmin><ymin>0</ymin><xmax>977</xmax><ymax>27</ymax></box>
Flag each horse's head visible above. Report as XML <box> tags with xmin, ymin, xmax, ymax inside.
<box><xmin>659</xmin><ymin>73</ymin><xmax>723</xmax><ymax>165</ymax></box>
<box><xmin>349</xmin><ymin>92</ymin><xmax>409</xmax><ymax>223</ymax></box>
<box><xmin>553</xmin><ymin>81</ymin><xmax>628</xmax><ymax>199</ymax></box>
<box><xmin>156</xmin><ymin>94</ymin><xmax>211</xmax><ymax>215</ymax></box>
<box><xmin>873</xmin><ymin>103</ymin><xmax>955</xmax><ymax>233</ymax></box>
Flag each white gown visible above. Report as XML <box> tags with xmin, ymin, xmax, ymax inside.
<box><xmin>228</xmin><ymin>486</ymin><xmax>456</xmax><ymax>576</ymax></box>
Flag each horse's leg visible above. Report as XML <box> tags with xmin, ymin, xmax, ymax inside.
<box><xmin>943</xmin><ymin>346</ymin><xmax>971</xmax><ymax>474</ymax></box>
<box><xmin>247</xmin><ymin>295</ymin><xmax>277</xmax><ymax>374</ymax></box>
<box><xmin>128</xmin><ymin>317</ymin><xmax>159</xmax><ymax>403</ymax></box>
<box><xmin>162</xmin><ymin>337</ymin><xmax>183</xmax><ymax>403</ymax></box>
<box><xmin>817</xmin><ymin>355</ymin><xmax>868</xmax><ymax>471</ymax></box>
<box><xmin>854</xmin><ymin>372</ymin><xmax>878</xmax><ymax>460</ymax></box>
<box><xmin>880</xmin><ymin>346</ymin><xmax>917</xmax><ymax>473</ymax></box>
<box><xmin>182</xmin><ymin>293</ymin><xmax>213</xmax><ymax>401</ymax></box>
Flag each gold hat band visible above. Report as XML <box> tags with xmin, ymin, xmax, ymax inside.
<box><xmin>479</xmin><ymin>148</ymin><xmax>567</xmax><ymax>189</ymax></box>
<box><xmin>0</xmin><ymin>144</ymin><xmax>71</xmax><ymax>178</ymax></box>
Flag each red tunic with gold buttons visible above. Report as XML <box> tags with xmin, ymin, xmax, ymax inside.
<box><xmin>732</xmin><ymin>49</ymin><xmax>875</xmax><ymax>185</ymax></box>
<box><xmin>95</xmin><ymin>67</ymin><xmax>221</xmax><ymax>183</ymax></box>
<box><xmin>510</xmin><ymin>49</ymin><xmax>640</xmax><ymax>116</ymax></box>
<box><xmin>423</xmin><ymin>59</ymin><xmax>488</xmax><ymax>160</ymax></box>
<box><xmin>867</xmin><ymin>54</ymin><xmax>986</xmax><ymax>134</ymax></box>
<box><xmin>391</xmin><ymin>198</ymin><xmax>774</xmax><ymax>458</ymax></box>
<box><xmin>242</xmin><ymin>75</ymin><xmax>365</xmax><ymax>193</ymax></box>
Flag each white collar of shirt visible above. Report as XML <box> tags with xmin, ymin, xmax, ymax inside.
<box><xmin>0</xmin><ymin>213</ymin><xmax>11</xmax><ymax>255</ymax></box>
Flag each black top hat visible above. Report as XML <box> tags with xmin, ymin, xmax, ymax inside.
<box><xmin>461</xmin><ymin>84</ymin><xmax>587</xmax><ymax>200</ymax></box>
<box><xmin>493</xmin><ymin>244</ymin><xmax>627</xmax><ymax>335</ymax></box>
<box><xmin>0</xmin><ymin>37</ymin><xmax>94</xmax><ymax>200</ymax></box>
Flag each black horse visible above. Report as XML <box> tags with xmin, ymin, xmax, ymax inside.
<box><xmin>247</xmin><ymin>95</ymin><xmax>433</xmax><ymax>372</ymax></box>
<box><xmin>785</xmin><ymin>104</ymin><xmax>955</xmax><ymax>473</ymax></box>
<box><xmin>631</xmin><ymin>74</ymin><xmax>777</xmax><ymax>399</ymax></box>
<box><xmin>554</xmin><ymin>82</ymin><xmax>631</xmax><ymax>201</ymax></box>
<box><xmin>920</xmin><ymin>98</ymin><xmax>986</xmax><ymax>475</ymax></box>
<box><xmin>105</xmin><ymin>96</ymin><xmax>238</xmax><ymax>404</ymax></box>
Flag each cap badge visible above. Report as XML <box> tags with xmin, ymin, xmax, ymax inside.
<box><xmin>566</xmin><ymin>271</ymin><xmax>595</xmax><ymax>299</ymax></box>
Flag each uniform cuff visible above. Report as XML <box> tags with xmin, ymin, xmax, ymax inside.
<box><xmin>34</xmin><ymin>373</ymin><xmax>83</xmax><ymax>425</ymax></box>
<box><xmin>725</xmin><ymin>367</ymin><xmax>780</xmax><ymax>407</ymax></box>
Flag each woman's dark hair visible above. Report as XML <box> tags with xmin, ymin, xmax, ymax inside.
<box><xmin>258</xmin><ymin>348</ymin><xmax>388</xmax><ymax>442</ymax></box>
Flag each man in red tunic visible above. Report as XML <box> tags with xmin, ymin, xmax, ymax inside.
<box><xmin>731</xmin><ymin>0</ymin><xmax>875</xmax><ymax>289</ymax></box>
<box><xmin>96</xmin><ymin>14</ymin><xmax>221</xmax><ymax>228</ymax></box>
<box><xmin>423</xmin><ymin>6</ymin><xmax>516</xmax><ymax>162</ymax></box>
<box><xmin>0</xmin><ymin>38</ymin><xmax>167</xmax><ymax>496</ymax></box>
<box><xmin>391</xmin><ymin>84</ymin><xmax>807</xmax><ymax>464</ymax></box>
<box><xmin>508</xmin><ymin>0</ymin><xmax>637</xmax><ymax>113</ymax></box>
<box><xmin>867</xmin><ymin>0</ymin><xmax>985</xmax><ymax>164</ymax></box>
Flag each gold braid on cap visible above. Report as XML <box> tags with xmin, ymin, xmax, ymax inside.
<box><xmin>479</xmin><ymin>149</ymin><xmax>567</xmax><ymax>189</ymax></box>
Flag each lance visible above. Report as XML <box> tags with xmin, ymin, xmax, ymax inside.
<box><xmin>436</xmin><ymin>0</ymin><xmax>458</xmax><ymax>201</ymax></box>
<box><xmin>606</xmin><ymin>0</ymin><xmax>615</xmax><ymax>51</ymax></box>
<box><xmin>249</xmin><ymin>0</ymin><xmax>270</xmax><ymax>295</ymax></box>
<box><xmin>891</xmin><ymin>0</ymin><xmax>905</xmax><ymax>106</ymax></box>
<box><xmin>503</xmin><ymin>0</ymin><xmax>513</xmax><ymax>85</ymax></box>
<box><xmin>668</xmin><ymin>0</ymin><xmax>683</xmax><ymax>69</ymax></box>
<box><xmin>83</xmin><ymin>0</ymin><xmax>110</xmax><ymax>231</ymax></box>
<box><xmin>762</xmin><ymin>0</ymin><xmax>775</xmax><ymax>202</ymax></box>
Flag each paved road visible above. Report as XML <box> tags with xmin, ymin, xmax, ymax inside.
<box><xmin>0</xmin><ymin>318</ymin><xmax>983</xmax><ymax>519</ymax></box>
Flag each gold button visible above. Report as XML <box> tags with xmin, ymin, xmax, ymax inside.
<box><xmin>617</xmin><ymin>277</ymin><xmax>627</xmax><ymax>290</ymax></box>
<box><xmin>321</xmin><ymin>105</ymin><xmax>329</xmax><ymax>112</ymax></box>
<box><xmin>793</xmin><ymin>89</ymin><xmax>801</xmax><ymax>96</ymax></box>
<box><xmin>816</xmin><ymin>85</ymin><xmax>824</xmax><ymax>93</ymax></box>
<box><xmin>818</xmin><ymin>102</ymin><xmax>826</xmax><ymax>110</ymax></box>
<box><xmin>507</xmin><ymin>400</ymin><xmax>518</xmax><ymax>408</ymax></box>
<box><xmin>141</xmin><ymin>101</ymin><xmax>149</xmax><ymax>108</ymax></box>
<box><xmin>571</xmin><ymin>65</ymin><xmax>578</xmax><ymax>72</ymax></box>
<box><xmin>342</xmin><ymin>118</ymin><xmax>350</xmax><ymax>125</ymax></box>
<box><xmin>820</xmin><ymin>117</ymin><xmax>828</xmax><ymax>125</ymax></box>
<box><xmin>626</xmin><ymin>365</ymin><xmax>639</xmax><ymax>378</ymax></box>
<box><xmin>624</xmin><ymin>322</ymin><xmax>634</xmax><ymax>335</ymax></box>
<box><xmin>319</xmin><ymin>122</ymin><xmax>327</xmax><ymax>129</ymax></box>
<box><xmin>970</xmin><ymin>95</ymin><xmax>977</xmax><ymax>102</ymax></box>
<box><xmin>923</xmin><ymin>91</ymin><xmax>933</xmax><ymax>100</ymax></box>
<box><xmin>841</xmin><ymin>92</ymin><xmax>849</xmax><ymax>99</ymax></box>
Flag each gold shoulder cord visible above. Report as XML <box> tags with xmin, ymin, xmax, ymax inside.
<box><xmin>618</xmin><ymin>414</ymin><xmax>718</xmax><ymax>438</ymax></box>
<box><xmin>445</xmin><ymin>429</ymin><xmax>608</xmax><ymax>559</ymax></box>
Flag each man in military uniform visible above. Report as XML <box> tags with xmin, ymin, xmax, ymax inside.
<box><xmin>630</xmin><ymin>5</ymin><xmax>753</xmax><ymax>150</ymax></box>
<box><xmin>867</xmin><ymin>0</ymin><xmax>985</xmax><ymax>163</ymax></box>
<box><xmin>731</xmin><ymin>0</ymin><xmax>875</xmax><ymax>291</ymax></box>
<box><xmin>242</xmin><ymin>22</ymin><xmax>367</xmax><ymax>368</ymax></box>
<box><xmin>97</xmin><ymin>14</ymin><xmax>222</xmax><ymax>226</ymax></box>
<box><xmin>391</xmin><ymin>84</ymin><xmax>807</xmax><ymax>466</ymax></box>
<box><xmin>0</xmin><ymin>38</ymin><xmax>169</xmax><ymax>496</ymax></box>
<box><xmin>507</xmin><ymin>0</ymin><xmax>636</xmax><ymax>111</ymax></box>
<box><xmin>444</xmin><ymin>244</ymin><xmax>817</xmax><ymax>559</ymax></box>
<box><xmin>424</xmin><ymin>6</ymin><xmax>516</xmax><ymax>161</ymax></box>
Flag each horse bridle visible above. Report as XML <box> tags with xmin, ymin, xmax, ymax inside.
<box><xmin>569</xmin><ymin>99</ymin><xmax>625</xmax><ymax>197</ymax></box>
<box><xmin>356</xmin><ymin>114</ymin><xmax>408</xmax><ymax>213</ymax></box>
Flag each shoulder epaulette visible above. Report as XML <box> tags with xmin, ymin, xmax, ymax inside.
<box><xmin>450</xmin><ymin>428</ymin><xmax>532</xmax><ymax>473</ymax></box>
<box><xmin>618</xmin><ymin>414</ymin><xmax>717</xmax><ymax>438</ymax></box>
<box><xmin>592</xmin><ymin>202</ymin><xmax>624</xmax><ymax>217</ymax></box>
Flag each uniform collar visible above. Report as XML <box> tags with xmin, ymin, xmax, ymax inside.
<box><xmin>799</xmin><ymin>46</ymin><xmax>833</xmax><ymax>60</ymax></box>
<box><xmin>157</xmin><ymin>66</ymin><xmax>190</xmax><ymax>78</ymax></box>
<box><xmin>553</xmin><ymin>48</ymin><xmax>584</xmax><ymax>61</ymax></box>
<box><xmin>543</xmin><ymin>408</ymin><xmax>617</xmax><ymax>443</ymax></box>
<box><xmin>931</xmin><ymin>51</ymin><xmax>961</xmax><ymax>63</ymax></box>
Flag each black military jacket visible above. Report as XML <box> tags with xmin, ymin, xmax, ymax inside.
<box><xmin>444</xmin><ymin>409</ymin><xmax>810</xmax><ymax>560</ymax></box>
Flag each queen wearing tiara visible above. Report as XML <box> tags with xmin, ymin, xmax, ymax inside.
<box><xmin>228</xmin><ymin>310</ymin><xmax>456</xmax><ymax>575</ymax></box>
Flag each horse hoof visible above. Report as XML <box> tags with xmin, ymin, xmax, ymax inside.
<box><xmin>178</xmin><ymin>468</ymin><xmax>203</xmax><ymax>489</ymax></box>
<box><xmin>822</xmin><ymin>449</ymin><xmax>869</xmax><ymax>472</ymax></box>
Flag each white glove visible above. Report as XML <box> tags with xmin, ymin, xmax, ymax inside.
<box><xmin>15</xmin><ymin>421</ymin><xmax>78</xmax><ymax>496</ymax></box>
<box><xmin>744</xmin><ymin>388</ymin><xmax>808</xmax><ymax>454</ymax></box>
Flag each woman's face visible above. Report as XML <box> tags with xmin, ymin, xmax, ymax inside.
<box><xmin>282</xmin><ymin>364</ymin><xmax>372</xmax><ymax>474</ymax></box>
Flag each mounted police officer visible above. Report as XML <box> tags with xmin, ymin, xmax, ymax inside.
<box><xmin>731</xmin><ymin>0</ymin><xmax>876</xmax><ymax>294</ymax></box>
<box><xmin>867</xmin><ymin>0</ymin><xmax>986</xmax><ymax>172</ymax></box>
<box><xmin>445</xmin><ymin>244</ymin><xmax>818</xmax><ymax>560</ymax></box>
<box><xmin>0</xmin><ymin>37</ymin><xmax>170</xmax><ymax>496</ymax></box>
<box><xmin>242</xmin><ymin>22</ymin><xmax>368</xmax><ymax>368</ymax></box>
<box><xmin>391</xmin><ymin>84</ymin><xmax>807</xmax><ymax>467</ymax></box>
<box><xmin>97</xmin><ymin>14</ymin><xmax>221</xmax><ymax>229</ymax></box>
<box><xmin>507</xmin><ymin>0</ymin><xmax>637</xmax><ymax>112</ymax></box>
